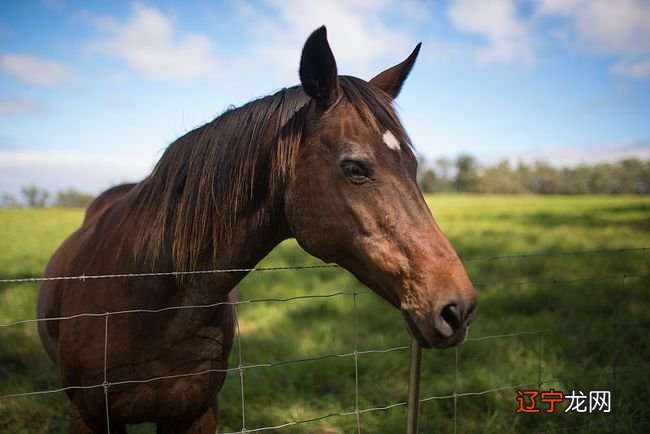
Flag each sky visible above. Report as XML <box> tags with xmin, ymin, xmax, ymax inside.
<box><xmin>1</xmin><ymin>0</ymin><xmax>649</xmax><ymax>195</ymax></box>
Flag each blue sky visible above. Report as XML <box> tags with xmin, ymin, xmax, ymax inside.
<box><xmin>1</xmin><ymin>0</ymin><xmax>649</xmax><ymax>195</ymax></box>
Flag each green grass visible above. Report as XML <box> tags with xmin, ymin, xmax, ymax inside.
<box><xmin>1</xmin><ymin>196</ymin><xmax>649</xmax><ymax>433</ymax></box>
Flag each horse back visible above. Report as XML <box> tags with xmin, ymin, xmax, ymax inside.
<box><xmin>84</xmin><ymin>183</ymin><xmax>137</xmax><ymax>223</ymax></box>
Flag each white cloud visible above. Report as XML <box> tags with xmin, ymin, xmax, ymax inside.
<box><xmin>234</xmin><ymin>0</ymin><xmax>428</xmax><ymax>80</ymax></box>
<box><xmin>84</xmin><ymin>4</ymin><xmax>220</xmax><ymax>81</ymax></box>
<box><xmin>537</xmin><ymin>0</ymin><xmax>650</xmax><ymax>79</ymax></box>
<box><xmin>0</xmin><ymin>150</ymin><xmax>150</xmax><ymax>195</ymax></box>
<box><xmin>41</xmin><ymin>0</ymin><xmax>65</xmax><ymax>12</ymax></box>
<box><xmin>537</xmin><ymin>0</ymin><xmax>650</xmax><ymax>55</ymax></box>
<box><xmin>448</xmin><ymin>0</ymin><xmax>535</xmax><ymax>65</ymax></box>
<box><xmin>611</xmin><ymin>58</ymin><xmax>650</xmax><ymax>79</ymax></box>
<box><xmin>479</xmin><ymin>140</ymin><xmax>650</xmax><ymax>167</ymax></box>
<box><xmin>0</xmin><ymin>53</ymin><xmax>75</xmax><ymax>87</ymax></box>
<box><xmin>0</xmin><ymin>97</ymin><xmax>47</xmax><ymax>115</ymax></box>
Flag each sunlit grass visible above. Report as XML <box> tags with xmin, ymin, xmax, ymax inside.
<box><xmin>0</xmin><ymin>196</ymin><xmax>648</xmax><ymax>433</ymax></box>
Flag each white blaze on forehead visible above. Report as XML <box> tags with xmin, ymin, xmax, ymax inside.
<box><xmin>382</xmin><ymin>130</ymin><xmax>400</xmax><ymax>152</ymax></box>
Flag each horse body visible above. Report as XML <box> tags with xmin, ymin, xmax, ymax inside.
<box><xmin>38</xmin><ymin>182</ymin><xmax>271</xmax><ymax>432</ymax></box>
<box><xmin>38</xmin><ymin>27</ymin><xmax>477</xmax><ymax>433</ymax></box>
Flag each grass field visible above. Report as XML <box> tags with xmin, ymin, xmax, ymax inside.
<box><xmin>0</xmin><ymin>195</ymin><xmax>649</xmax><ymax>433</ymax></box>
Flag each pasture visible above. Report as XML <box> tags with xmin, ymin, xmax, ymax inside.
<box><xmin>0</xmin><ymin>195</ymin><xmax>648</xmax><ymax>433</ymax></box>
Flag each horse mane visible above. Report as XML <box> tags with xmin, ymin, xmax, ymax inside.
<box><xmin>125</xmin><ymin>76</ymin><xmax>412</xmax><ymax>272</ymax></box>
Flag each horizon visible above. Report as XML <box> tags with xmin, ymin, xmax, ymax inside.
<box><xmin>1</xmin><ymin>0</ymin><xmax>649</xmax><ymax>195</ymax></box>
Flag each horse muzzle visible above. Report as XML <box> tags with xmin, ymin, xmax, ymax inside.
<box><xmin>402</xmin><ymin>298</ymin><xmax>477</xmax><ymax>349</ymax></box>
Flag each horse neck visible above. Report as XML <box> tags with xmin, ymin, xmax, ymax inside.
<box><xmin>219</xmin><ymin>196</ymin><xmax>290</xmax><ymax>271</ymax></box>
<box><xmin>187</xmin><ymin>164</ymin><xmax>295</xmax><ymax>298</ymax></box>
<box><xmin>169</xmin><ymin>202</ymin><xmax>288</xmax><ymax>316</ymax></box>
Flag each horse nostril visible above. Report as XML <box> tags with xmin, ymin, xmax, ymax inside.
<box><xmin>434</xmin><ymin>302</ymin><xmax>462</xmax><ymax>338</ymax></box>
<box><xmin>441</xmin><ymin>303</ymin><xmax>461</xmax><ymax>331</ymax></box>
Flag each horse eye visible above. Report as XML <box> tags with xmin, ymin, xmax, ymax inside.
<box><xmin>341</xmin><ymin>160</ymin><xmax>373</xmax><ymax>184</ymax></box>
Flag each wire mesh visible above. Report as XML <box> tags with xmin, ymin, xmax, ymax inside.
<box><xmin>0</xmin><ymin>246</ymin><xmax>648</xmax><ymax>432</ymax></box>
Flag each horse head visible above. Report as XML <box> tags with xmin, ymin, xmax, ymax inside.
<box><xmin>286</xmin><ymin>27</ymin><xmax>477</xmax><ymax>349</ymax></box>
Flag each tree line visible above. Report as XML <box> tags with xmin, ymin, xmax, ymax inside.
<box><xmin>1</xmin><ymin>186</ymin><xmax>95</xmax><ymax>208</ymax></box>
<box><xmin>1</xmin><ymin>156</ymin><xmax>648</xmax><ymax>209</ymax></box>
<box><xmin>418</xmin><ymin>155</ymin><xmax>650</xmax><ymax>194</ymax></box>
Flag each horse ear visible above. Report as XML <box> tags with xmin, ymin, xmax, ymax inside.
<box><xmin>299</xmin><ymin>26</ymin><xmax>341</xmax><ymax>109</ymax></box>
<box><xmin>369</xmin><ymin>43</ymin><xmax>421</xmax><ymax>100</ymax></box>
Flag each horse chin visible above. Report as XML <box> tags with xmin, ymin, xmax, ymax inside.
<box><xmin>401</xmin><ymin>310</ymin><xmax>434</xmax><ymax>349</ymax></box>
<box><xmin>432</xmin><ymin>327</ymin><xmax>468</xmax><ymax>349</ymax></box>
<box><xmin>401</xmin><ymin>310</ymin><xmax>468</xmax><ymax>350</ymax></box>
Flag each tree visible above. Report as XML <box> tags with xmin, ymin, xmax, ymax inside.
<box><xmin>529</xmin><ymin>162</ymin><xmax>568</xmax><ymax>194</ymax></box>
<box><xmin>562</xmin><ymin>165</ymin><xmax>591</xmax><ymax>194</ymax></box>
<box><xmin>477</xmin><ymin>160</ymin><xmax>527</xmax><ymax>194</ymax></box>
<box><xmin>402</xmin><ymin>154</ymin><xmax>648</xmax><ymax>195</ymax></box>
<box><xmin>453</xmin><ymin>154</ymin><xmax>479</xmax><ymax>192</ymax></box>
<box><xmin>417</xmin><ymin>156</ymin><xmax>443</xmax><ymax>193</ymax></box>
<box><xmin>618</xmin><ymin>158</ymin><xmax>650</xmax><ymax>194</ymax></box>
<box><xmin>55</xmin><ymin>189</ymin><xmax>95</xmax><ymax>208</ymax></box>
<box><xmin>1</xmin><ymin>193</ymin><xmax>20</xmax><ymax>208</ymax></box>
<box><xmin>435</xmin><ymin>158</ymin><xmax>453</xmax><ymax>182</ymax></box>
<box><xmin>418</xmin><ymin>168</ymin><xmax>438</xmax><ymax>193</ymax></box>
<box><xmin>21</xmin><ymin>185</ymin><xmax>49</xmax><ymax>207</ymax></box>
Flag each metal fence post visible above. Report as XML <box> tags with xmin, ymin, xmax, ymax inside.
<box><xmin>406</xmin><ymin>336</ymin><xmax>422</xmax><ymax>434</ymax></box>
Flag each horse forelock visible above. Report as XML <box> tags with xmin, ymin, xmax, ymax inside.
<box><xmin>125</xmin><ymin>76</ymin><xmax>412</xmax><ymax>273</ymax></box>
<box><xmin>338</xmin><ymin>75</ymin><xmax>413</xmax><ymax>153</ymax></box>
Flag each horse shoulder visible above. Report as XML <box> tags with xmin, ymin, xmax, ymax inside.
<box><xmin>37</xmin><ymin>183</ymin><xmax>136</xmax><ymax>362</ymax></box>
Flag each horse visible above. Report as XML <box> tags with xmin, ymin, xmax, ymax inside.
<box><xmin>37</xmin><ymin>26</ymin><xmax>477</xmax><ymax>433</ymax></box>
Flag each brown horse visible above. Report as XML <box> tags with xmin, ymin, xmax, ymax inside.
<box><xmin>37</xmin><ymin>27</ymin><xmax>476</xmax><ymax>433</ymax></box>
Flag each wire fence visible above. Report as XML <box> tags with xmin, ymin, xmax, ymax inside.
<box><xmin>0</xmin><ymin>246</ymin><xmax>648</xmax><ymax>433</ymax></box>
<box><xmin>0</xmin><ymin>246</ymin><xmax>646</xmax><ymax>284</ymax></box>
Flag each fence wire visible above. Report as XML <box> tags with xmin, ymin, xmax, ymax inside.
<box><xmin>0</xmin><ymin>247</ymin><xmax>648</xmax><ymax>433</ymax></box>
<box><xmin>0</xmin><ymin>246</ymin><xmax>647</xmax><ymax>284</ymax></box>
